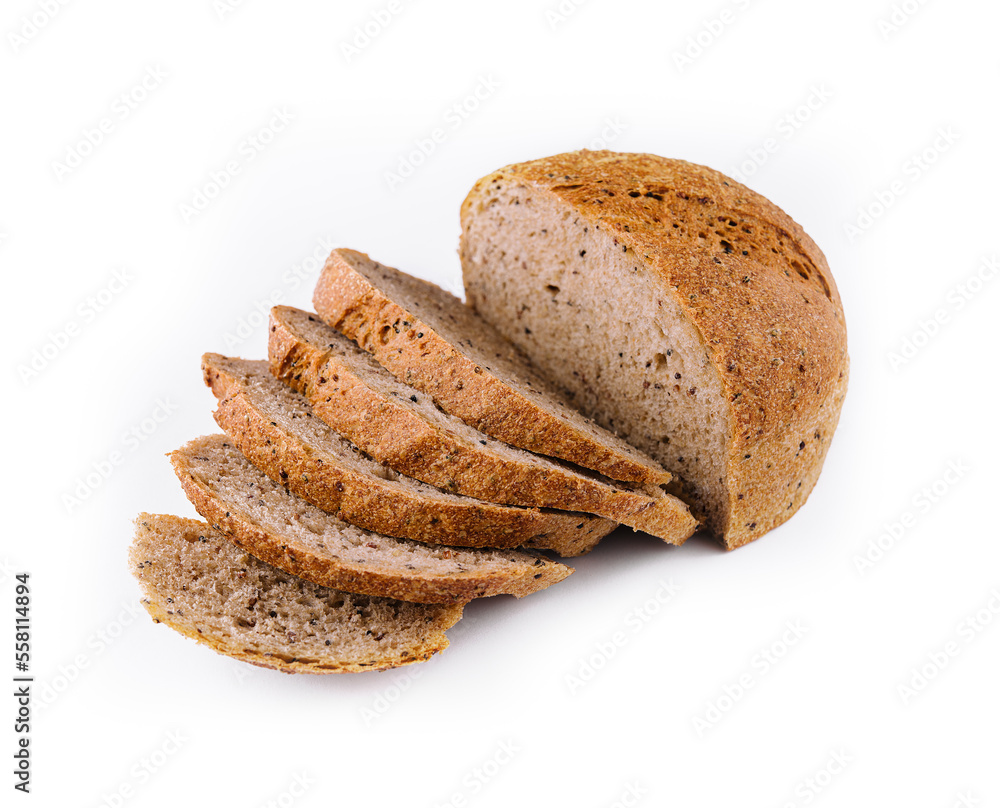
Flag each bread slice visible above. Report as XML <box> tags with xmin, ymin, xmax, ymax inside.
<box><xmin>269</xmin><ymin>306</ymin><xmax>697</xmax><ymax>545</ymax></box>
<box><xmin>312</xmin><ymin>248</ymin><xmax>672</xmax><ymax>487</ymax></box>
<box><xmin>202</xmin><ymin>353</ymin><xmax>613</xmax><ymax>556</ymax></box>
<box><xmin>130</xmin><ymin>514</ymin><xmax>462</xmax><ymax>673</ymax></box>
<box><xmin>459</xmin><ymin>150</ymin><xmax>850</xmax><ymax>548</ymax></box>
<box><xmin>170</xmin><ymin>435</ymin><xmax>571</xmax><ymax>604</ymax></box>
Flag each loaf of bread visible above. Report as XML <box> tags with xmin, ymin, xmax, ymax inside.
<box><xmin>460</xmin><ymin>151</ymin><xmax>848</xmax><ymax>548</ymax></box>
<box><xmin>131</xmin><ymin>148</ymin><xmax>848</xmax><ymax>676</ymax></box>
<box><xmin>130</xmin><ymin>514</ymin><xmax>463</xmax><ymax>673</ymax></box>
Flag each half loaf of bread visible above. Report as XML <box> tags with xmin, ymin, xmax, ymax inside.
<box><xmin>460</xmin><ymin>150</ymin><xmax>849</xmax><ymax>548</ymax></box>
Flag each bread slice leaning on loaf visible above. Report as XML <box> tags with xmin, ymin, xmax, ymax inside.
<box><xmin>269</xmin><ymin>306</ymin><xmax>696</xmax><ymax>545</ymax></box>
<box><xmin>460</xmin><ymin>150</ymin><xmax>849</xmax><ymax>549</ymax></box>
<box><xmin>130</xmin><ymin>514</ymin><xmax>462</xmax><ymax>673</ymax></box>
<box><xmin>170</xmin><ymin>435</ymin><xmax>571</xmax><ymax>604</ymax></box>
<box><xmin>202</xmin><ymin>352</ymin><xmax>615</xmax><ymax>555</ymax></box>
<box><xmin>312</xmin><ymin>248</ymin><xmax>672</xmax><ymax>487</ymax></box>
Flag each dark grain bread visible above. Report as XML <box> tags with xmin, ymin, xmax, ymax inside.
<box><xmin>312</xmin><ymin>248</ymin><xmax>673</xmax><ymax>487</ymax></box>
<box><xmin>460</xmin><ymin>150</ymin><xmax>849</xmax><ymax>548</ymax></box>
<box><xmin>202</xmin><ymin>353</ymin><xmax>614</xmax><ymax>556</ymax></box>
<box><xmin>130</xmin><ymin>514</ymin><xmax>463</xmax><ymax>673</ymax></box>
<box><xmin>269</xmin><ymin>306</ymin><xmax>696</xmax><ymax>545</ymax></box>
<box><xmin>170</xmin><ymin>435</ymin><xmax>571</xmax><ymax>604</ymax></box>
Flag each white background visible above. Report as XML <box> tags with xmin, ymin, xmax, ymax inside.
<box><xmin>3</xmin><ymin>0</ymin><xmax>998</xmax><ymax>805</ymax></box>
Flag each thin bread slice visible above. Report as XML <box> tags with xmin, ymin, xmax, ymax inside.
<box><xmin>312</xmin><ymin>248</ymin><xmax>672</xmax><ymax>487</ymax></box>
<box><xmin>130</xmin><ymin>514</ymin><xmax>462</xmax><ymax>674</ymax></box>
<box><xmin>202</xmin><ymin>352</ymin><xmax>614</xmax><ymax>556</ymax></box>
<box><xmin>170</xmin><ymin>436</ymin><xmax>571</xmax><ymax>604</ymax></box>
<box><xmin>269</xmin><ymin>306</ymin><xmax>697</xmax><ymax>545</ymax></box>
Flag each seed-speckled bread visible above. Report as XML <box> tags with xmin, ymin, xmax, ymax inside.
<box><xmin>460</xmin><ymin>150</ymin><xmax>849</xmax><ymax>549</ymax></box>
<box><xmin>312</xmin><ymin>248</ymin><xmax>672</xmax><ymax>487</ymax></box>
<box><xmin>170</xmin><ymin>435</ymin><xmax>571</xmax><ymax>604</ymax></box>
<box><xmin>202</xmin><ymin>353</ymin><xmax>613</xmax><ymax>556</ymax></box>
<box><xmin>269</xmin><ymin>306</ymin><xmax>696</xmax><ymax>545</ymax></box>
<box><xmin>130</xmin><ymin>514</ymin><xmax>462</xmax><ymax>674</ymax></box>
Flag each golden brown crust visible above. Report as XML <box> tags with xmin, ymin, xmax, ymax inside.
<box><xmin>202</xmin><ymin>353</ymin><xmax>613</xmax><ymax>555</ymax></box>
<box><xmin>312</xmin><ymin>253</ymin><xmax>672</xmax><ymax>487</ymax></box>
<box><xmin>461</xmin><ymin>151</ymin><xmax>849</xmax><ymax>548</ymax></box>
<box><xmin>268</xmin><ymin>308</ymin><xmax>696</xmax><ymax>545</ymax></box>
<box><xmin>170</xmin><ymin>446</ymin><xmax>572</xmax><ymax>604</ymax></box>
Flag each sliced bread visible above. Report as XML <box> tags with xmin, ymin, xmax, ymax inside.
<box><xmin>202</xmin><ymin>352</ymin><xmax>615</xmax><ymax>556</ymax></box>
<box><xmin>312</xmin><ymin>248</ymin><xmax>672</xmax><ymax>487</ymax></box>
<box><xmin>131</xmin><ymin>514</ymin><xmax>462</xmax><ymax>673</ymax></box>
<box><xmin>170</xmin><ymin>435</ymin><xmax>571</xmax><ymax>604</ymax></box>
<box><xmin>269</xmin><ymin>306</ymin><xmax>697</xmax><ymax>545</ymax></box>
<box><xmin>459</xmin><ymin>150</ymin><xmax>849</xmax><ymax>548</ymax></box>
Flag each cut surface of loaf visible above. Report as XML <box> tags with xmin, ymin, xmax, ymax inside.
<box><xmin>269</xmin><ymin>306</ymin><xmax>696</xmax><ymax>545</ymax></box>
<box><xmin>312</xmin><ymin>248</ymin><xmax>672</xmax><ymax>487</ymax></box>
<box><xmin>460</xmin><ymin>150</ymin><xmax>849</xmax><ymax>548</ymax></box>
<box><xmin>130</xmin><ymin>514</ymin><xmax>463</xmax><ymax>673</ymax></box>
<box><xmin>202</xmin><ymin>353</ymin><xmax>613</xmax><ymax>556</ymax></box>
<box><xmin>170</xmin><ymin>435</ymin><xmax>571</xmax><ymax>604</ymax></box>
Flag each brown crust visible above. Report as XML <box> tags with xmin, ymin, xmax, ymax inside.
<box><xmin>131</xmin><ymin>514</ymin><xmax>461</xmax><ymax>674</ymax></box>
<box><xmin>202</xmin><ymin>353</ymin><xmax>614</xmax><ymax>556</ymax></box>
<box><xmin>269</xmin><ymin>308</ymin><xmax>696</xmax><ymax>545</ymax></box>
<box><xmin>169</xmin><ymin>440</ymin><xmax>572</xmax><ymax>604</ymax></box>
<box><xmin>312</xmin><ymin>251</ymin><xmax>672</xmax><ymax>487</ymax></box>
<box><xmin>460</xmin><ymin>151</ymin><xmax>849</xmax><ymax>548</ymax></box>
